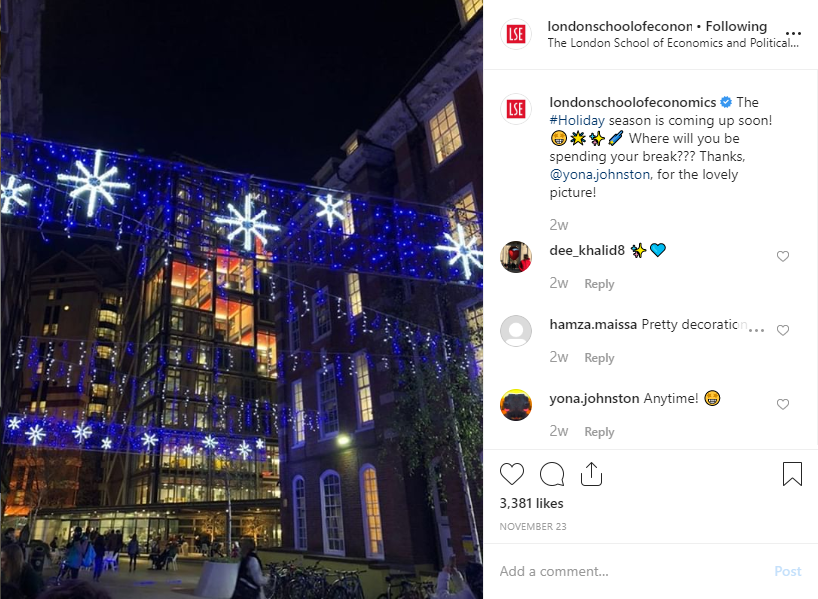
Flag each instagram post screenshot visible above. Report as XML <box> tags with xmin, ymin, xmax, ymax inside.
<box><xmin>2</xmin><ymin>0</ymin><xmax>818</xmax><ymax>598</ymax></box>
<box><xmin>485</xmin><ymin>0</ymin><xmax>817</xmax><ymax>597</ymax></box>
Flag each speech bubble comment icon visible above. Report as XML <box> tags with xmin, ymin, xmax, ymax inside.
<box><xmin>540</xmin><ymin>462</ymin><xmax>565</xmax><ymax>486</ymax></box>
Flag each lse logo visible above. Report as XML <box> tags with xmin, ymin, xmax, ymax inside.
<box><xmin>507</xmin><ymin>25</ymin><xmax>526</xmax><ymax>44</ymax></box>
<box><xmin>501</xmin><ymin>94</ymin><xmax>531</xmax><ymax>124</ymax></box>
<box><xmin>502</xmin><ymin>19</ymin><xmax>531</xmax><ymax>50</ymax></box>
<box><xmin>507</xmin><ymin>100</ymin><xmax>526</xmax><ymax>119</ymax></box>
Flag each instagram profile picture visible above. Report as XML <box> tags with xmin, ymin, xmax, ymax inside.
<box><xmin>501</xmin><ymin>389</ymin><xmax>532</xmax><ymax>421</ymax></box>
<box><xmin>501</xmin><ymin>315</ymin><xmax>532</xmax><ymax>347</ymax></box>
<box><xmin>501</xmin><ymin>241</ymin><xmax>532</xmax><ymax>273</ymax></box>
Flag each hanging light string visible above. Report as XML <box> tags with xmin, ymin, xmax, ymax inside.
<box><xmin>1</xmin><ymin>136</ymin><xmax>483</xmax><ymax>284</ymax></box>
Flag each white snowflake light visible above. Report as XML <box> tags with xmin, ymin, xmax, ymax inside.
<box><xmin>182</xmin><ymin>444</ymin><xmax>194</xmax><ymax>456</ymax></box>
<box><xmin>237</xmin><ymin>441</ymin><xmax>252</xmax><ymax>460</ymax></box>
<box><xmin>203</xmin><ymin>435</ymin><xmax>218</xmax><ymax>450</ymax></box>
<box><xmin>8</xmin><ymin>416</ymin><xmax>23</xmax><ymax>431</ymax></box>
<box><xmin>215</xmin><ymin>193</ymin><xmax>280</xmax><ymax>251</ymax></box>
<box><xmin>315</xmin><ymin>194</ymin><xmax>346</xmax><ymax>227</ymax></box>
<box><xmin>1</xmin><ymin>175</ymin><xmax>32</xmax><ymax>214</ymax></box>
<box><xmin>101</xmin><ymin>437</ymin><xmax>113</xmax><ymax>450</ymax></box>
<box><xmin>57</xmin><ymin>149</ymin><xmax>131</xmax><ymax>217</ymax></box>
<box><xmin>255</xmin><ymin>438</ymin><xmax>264</xmax><ymax>450</ymax></box>
<box><xmin>435</xmin><ymin>224</ymin><xmax>484</xmax><ymax>280</ymax></box>
<box><xmin>72</xmin><ymin>422</ymin><xmax>92</xmax><ymax>443</ymax></box>
<box><xmin>26</xmin><ymin>425</ymin><xmax>46</xmax><ymax>446</ymax></box>
<box><xmin>141</xmin><ymin>432</ymin><xmax>158</xmax><ymax>448</ymax></box>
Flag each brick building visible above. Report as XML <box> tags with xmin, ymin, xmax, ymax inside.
<box><xmin>277</xmin><ymin>0</ymin><xmax>482</xmax><ymax>569</ymax></box>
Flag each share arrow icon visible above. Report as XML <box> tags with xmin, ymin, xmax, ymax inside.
<box><xmin>581</xmin><ymin>462</ymin><xmax>602</xmax><ymax>486</ymax></box>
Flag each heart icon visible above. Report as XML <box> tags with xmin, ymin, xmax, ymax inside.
<box><xmin>777</xmin><ymin>251</ymin><xmax>789</xmax><ymax>262</ymax></box>
<box><xmin>500</xmin><ymin>463</ymin><xmax>524</xmax><ymax>485</ymax></box>
<box><xmin>650</xmin><ymin>243</ymin><xmax>666</xmax><ymax>257</ymax></box>
<box><xmin>777</xmin><ymin>325</ymin><xmax>789</xmax><ymax>336</ymax></box>
<box><xmin>777</xmin><ymin>399</ymin><xmax>789</xmax><ymax>410</ymax></box>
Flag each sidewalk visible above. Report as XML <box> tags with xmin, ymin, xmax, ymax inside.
<box><xmin>44</xmin><ymin>557</ymin><xmax>205</xmax><ymax>598</ymax></box>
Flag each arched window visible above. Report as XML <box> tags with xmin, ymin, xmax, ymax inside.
<box><xmin>359</xmin><ymin>465</ymin><xmax>384</xmax><ymax>559</ymax></box>
<box><xmin>319</xmin><ymin>470</ymin><xmax>345</xmax><ymax>555</ymax></box>
<box><xmin>293</xmin><ymin>476</ymin><xmax>307</xmax><ymax>550</ymax></box>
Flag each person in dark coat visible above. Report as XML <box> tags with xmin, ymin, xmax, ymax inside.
<box><xmin>92</xmin><ymin>532</ymin><xmax>107</xmax><ymax>582</ymax></box>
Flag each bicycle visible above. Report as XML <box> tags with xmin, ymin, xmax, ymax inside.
<box><xmin>376</xmin><ymin>573</ymin><xmax>433</xmax><ymax>599</ymax></box>
<box><xmin>325</xmin><ymin>569</ymin><xmax>365</xmax><ymax>599</ymax></box>
<box><xmin>45</xmin><ymin>560</ymin><xmax>71</xmax><ymax>587</ymax></box>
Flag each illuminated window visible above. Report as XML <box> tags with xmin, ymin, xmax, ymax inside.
<box><xmin>342</xmin><ymin>195</ymin><xmax>355</xmax><ymax>236</ymax></box>
<box><xmin>87</xmin><ymin>403</ymin><xmax>106</xmax><ymax>417</ymax></box>
<box><xmin>95</xmin><ymin>345</ymin><xmax>113</xmax><ymax>360</ymax></box>
<box><xmin>462</xmin><ymin>301</ymin><xmax>483</xmax><ymax>375</ymax></box>
<box><xmin>145</xmin><ymin>267</ymin><xmax>165</xmax><ymax>317</ymax></box>
<box><xmin>99</xmin><ymin>309</ymin><xmax>119</xmax><ymax>325</ymax></box>
<box><xmin>461</xmin><ymin>0</ymin><xmax>482</xmax><ymax>21</ymax></box>
<box><xmin>429</xmin><ymin>101</ymin><xmax>463</xmax><ymax>165</ymax></box>
<box><xmin>102</xmin><ymin>293</ymin><xmax>121</xmax><ymax>307</ymax></box>
<box><xmin>354</xmin><ymin>352</ymin><xmax>373</xmax><ymax>427</ymax></box>
<box><xmin>320</xmin><ymin>471</ymin><xmax>345</xmax><ymax>555</ymax></box>
<box><xmin>171</xmin><ymin>261</ymin><xmax>212</xmax><ymax>310</ymax></box>
<box><xmin>345</xmin><ymin>273</ymin><xmax>362</xmax><ymax>319</ymax></box>
<box><xmin>165</xmin><ymin>368</ymin><xmax>182</xmax><ymax>396</ymax></box>
<box><xmin>163</xmin><ymin>403</ymin><xmax>180</xmax><ymax>426</ymax></box>
<box><xmin>216</xmin><ymin>254</ymin><xmax>254</xmax><ymax>294</ymax></box>
<box><xmin>293</xmin><ymin>476</ymin><xmax>307</xmax><ymax>550</ymax></box>
<box><xmin>216</xmin><ymin>297</ymin><xmax>255</xmax><ymax>346</ymax></box>
<box><xmin>360</xmin><ymin>466</ymin><xmax>384</xmax><ymax>559</ymax></box>
<box><xmin>96</xmin><ymin>327</ymin><xmax>115</xmax><ymax>342</ymax></box>
<box><xmin>312</xmin><ymin>287</ymin><xmax>331</xmax><ymax>341</ymax></box>
<box><xmin>193</xmin><ymin>402</ymin><xmax>208</xmax><ymax>430</ymax></box>
<box><xmin>48</xmin><ymin>289</ymin><xmax>56</xmax><ymax>300</ymax></box>
<box><xmin>448</xmin><ymin>190</ymin><xmax>481</xmax><ymax>246</ymax></box>
<box><xmin>345</xmin><ymin>138</ymin><xmax>359</xmax><ymax>156</ymax></box>
<box><xmin>91</xmin><ymin>383</ymin><xmax>109</xmax><ymax>400</ymax></box>
<box><xmin>317</xmin><ymin>365</ymin><xmax>338</xmax><ymax>438</ymax></box>
<box><xmin>257</xmin><ymin>330</ymin><xmax>277</xmax><ymax>378</ymax></box>
<box><xmin>42</xmin><ymin>305</ymin><xmax>60</xmax><ymax>336</ymax></box>
<box><xmin>292</xmin><ymin>380</ymin><xmax>304</xmax><ymax>446</ymax></box>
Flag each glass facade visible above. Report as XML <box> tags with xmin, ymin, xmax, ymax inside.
<box><xmin>129</xmin><ymin>179</ymin><xmax>280</xmax><ymax>513</ymax></box>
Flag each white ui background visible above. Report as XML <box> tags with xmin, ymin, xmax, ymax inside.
<box><xmin>483</xmin><ymin>0</ymin><xmax>818</xmax><ymax>596</ymax></box>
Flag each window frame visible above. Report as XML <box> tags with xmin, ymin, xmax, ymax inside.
<box><xmin>291</xmin><ymin>379</ymin><xmax>305</xmax><ymax>447</ymax></box>
<box><xmin>317</xmin><ymin>365</ymin><xmax>339</xmax><ymax>440</ymax></box>
<box><xmin>345</xmin><ymin>273</ymin><xmax>363</xmax><ymax>320</ymax></box>
<box><xmin>311</xmin><ymin>287</ymin><xmax>332</xmax><ymax>342</ymax></box>
<box><xmin>426</xmin><ymin>97</ymin><xmax>465</xmax><ymax>167</ymax></box>
<box><xmin>359</xmin><ymin>465</ymin><xmax>385</xmax><ymax>560</ymax></box>
<box><xmin>293</xmin><ymin>476</ymin><xmax>308</xmax><ymax>551</ymax></box>
<box><xmin>353</xmin><ymin>351</ymin><xmax>374</xmax><ymax>430</ymax></box>
<box><xmin>320</xmin><ymin>470</ymin><xmax>346</xmax><ymax>556</ymax></box>
<box><xmin>446</xmin><ymin>184</ymin><xmax>481</xmax><ymax>248</ymax></box>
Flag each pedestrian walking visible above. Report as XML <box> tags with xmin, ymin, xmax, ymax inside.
<box><xmin>64</xmin><ymin>528</ymin><xmax>89</xmax><ymax>580</ymax></box>
<box><xmin>127</xmin><ymin>535</ymin><xmax>139</xmax><ymax>572</ymax></box>
<box><xmin>230</xmin><ymin>539</ymin><xmax>266</xmax><ymax>599</ymax></box>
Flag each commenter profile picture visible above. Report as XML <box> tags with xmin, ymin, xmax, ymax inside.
<box><xmin>501</xmin><ymin>241</ymin><xmax>532</xmax><ymax>273</ymax></box>
<box><xmin>501</xmin><ymin>389</ymin><xmax>532</xmax><ymax>421</ymax></box>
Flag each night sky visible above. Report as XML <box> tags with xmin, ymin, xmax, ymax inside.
<box><xmin>41</xmin><ymin>1</ymin><xmax>459</xmax><ymax>183</ymax></box>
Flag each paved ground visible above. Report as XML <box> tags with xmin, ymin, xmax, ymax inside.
<box><xmin>43</xmin><ymin>557</ymin><xmax>208</xmax><ymax>598</ymax></box>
